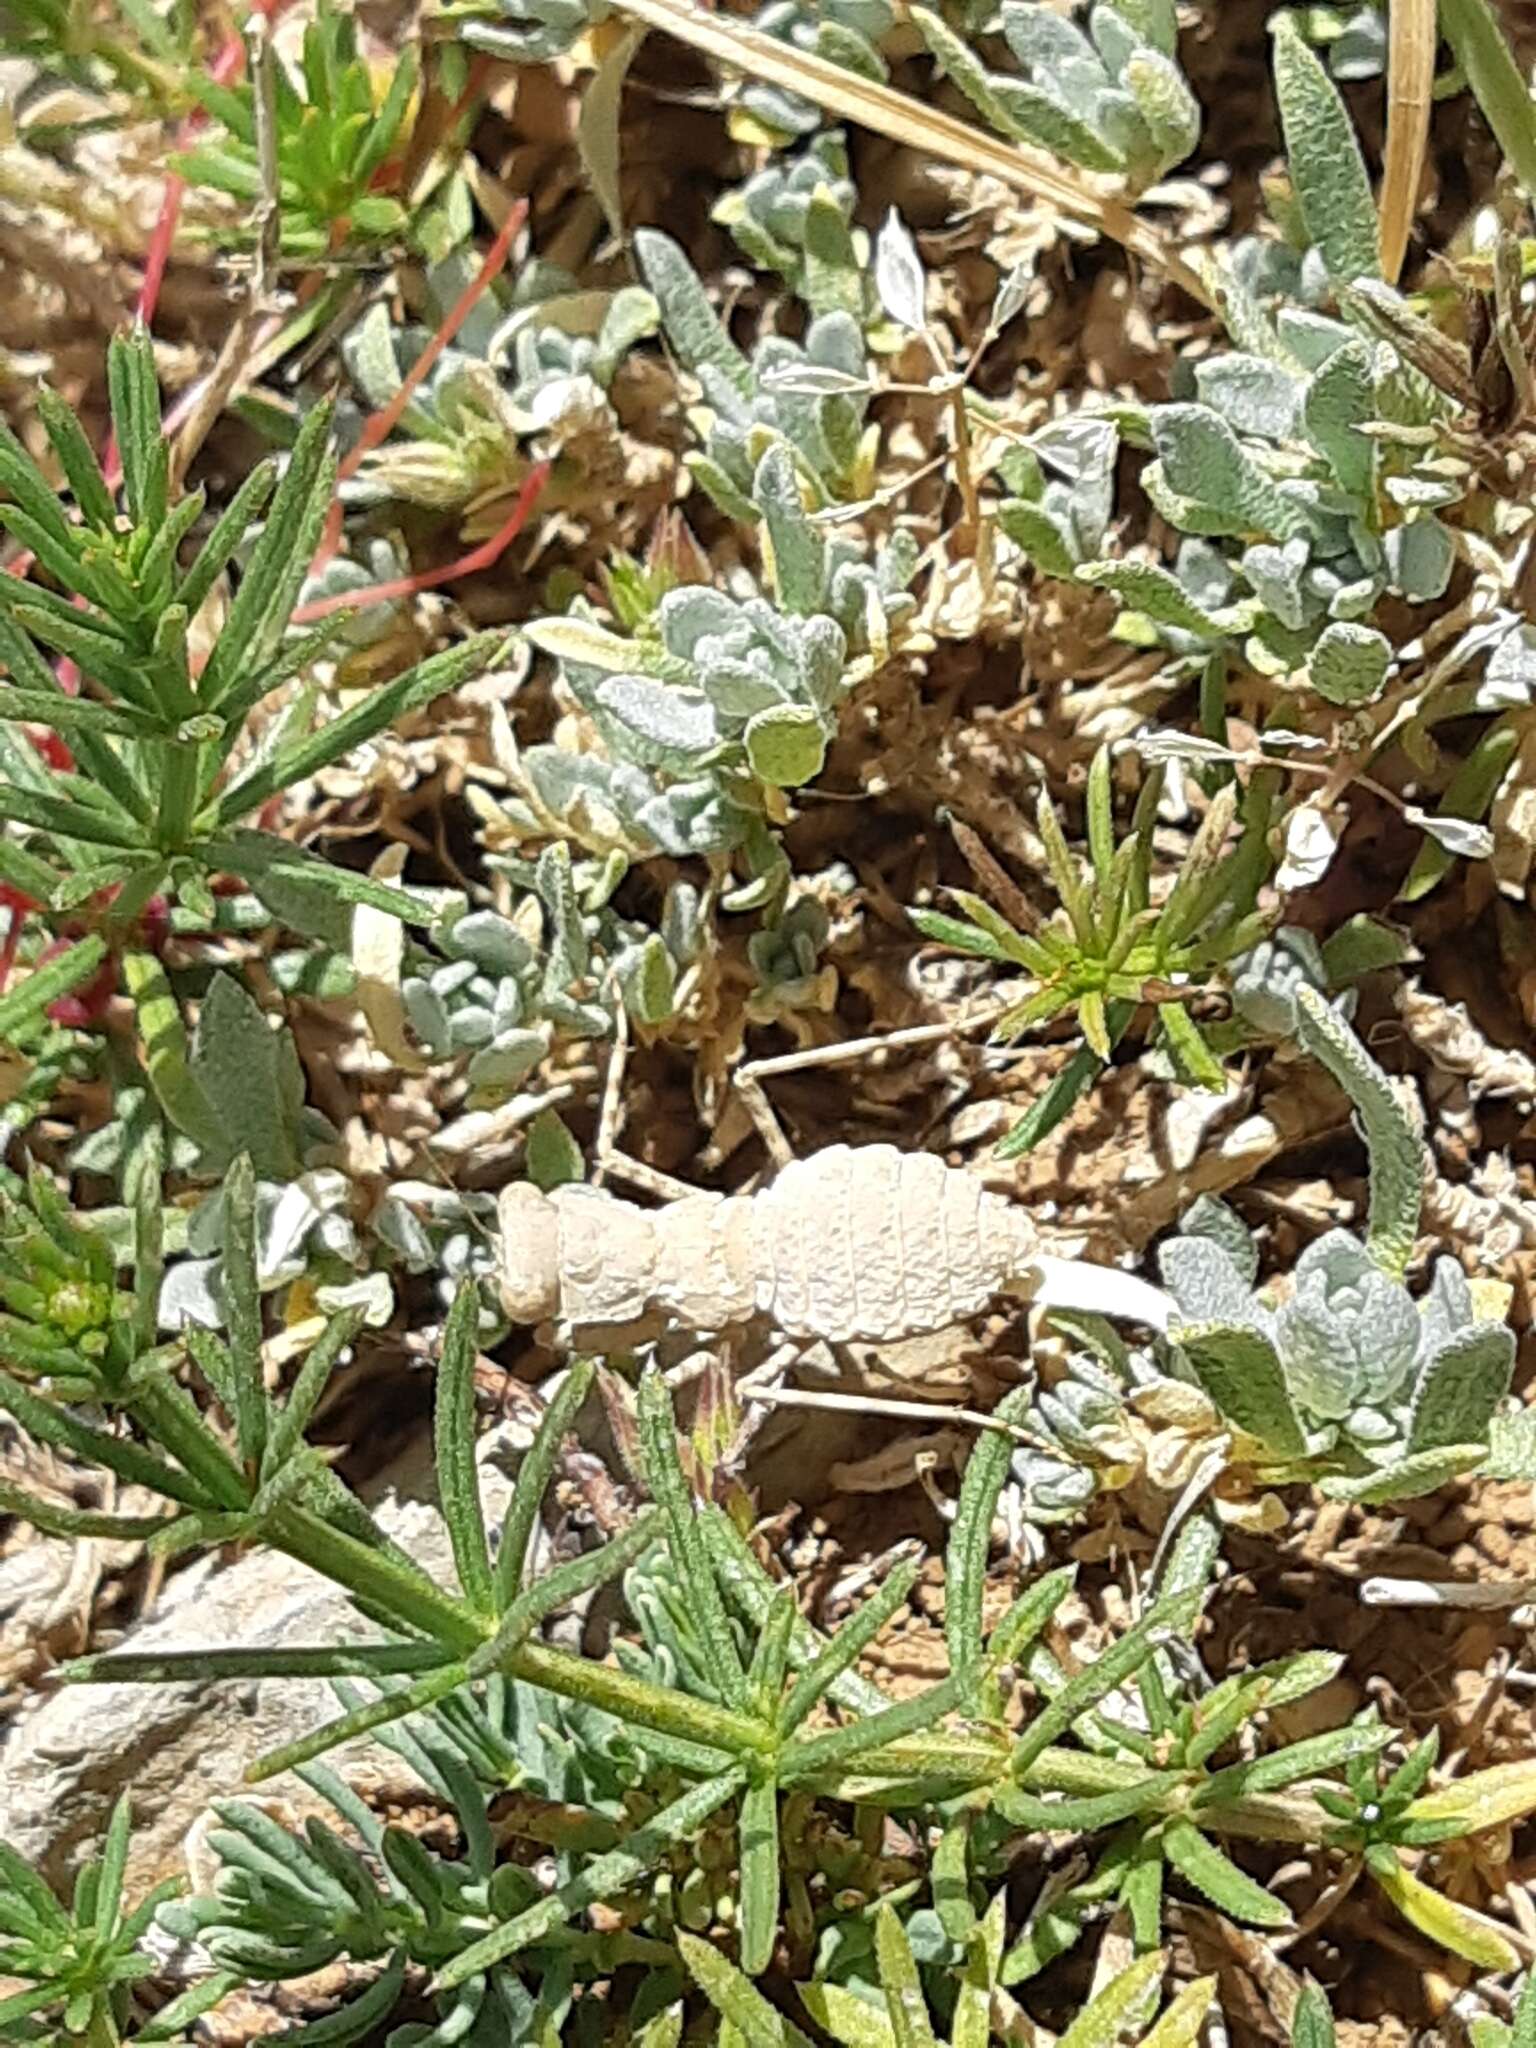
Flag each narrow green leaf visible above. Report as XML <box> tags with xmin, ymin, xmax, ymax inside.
<box><xmin>875</xmin><ymin>1903</ymin><xmax>937</xmax><ymax>2048</ymax></box>
<box><xmin>221</xmin><ymin>1156</ymin><xmax>269</xmax><ymax>1471</ymax></box>
<box><xmin>798</xmin><ymin>1982</ymin><xmax>897</xmax><ymax>2048</ymax></box>
<box><xmin>197</xmin><ymin>401</ymin><xmax>337</xmax><ymax>710</ymax></box>
<box><xmin>681</xmin><ymin>1927</ymin><xmax>817</xmax><ymax>2048</ymax></box>
<box><xmin>578</xmin><ymin>23</ymin><xmax>645</xmax><ymax>237</ymax></box>
<box><xmin>1163</xmin><ymin>1820</ymin><xmax>1289</xmax><ymax>1926</ymax></box>
<box><xmin>737</xmin><ymin>1777</ymin><xmax>780</xmax><ymax>1977</ymax></box>
<box><xmin>213</xmin><ymin>630</ymin><xmax>506</xmax><ymax>824</ymax></box>
<box><xmin>439</xmin><ymin>1773</ymin><xmax>748</xmax><ymax>1990</ymax></box>
<box><xmin>494</xmin><ymin>1359</ymin><xmax>596</xmax><ymax>1608</ymax></box>
<box><xmin>1368</xmin><ymin>1846</ymin><xmax>1519</xmax><ymax>1968</ymax></box>
<box><xmin>434</xmin><ymin>1279</ymin><xmax>495</xmax><ymax>1615</ymax></box>
<box><xmin>0</xmin><ymin>935</ymin><xmax>107</xmax><ymax>1044</ymax></box>
<box><xmin>1010</xmin><ymin>1585</ymin><xmax>1203</xmax><ymax>1779</ymax></box>
<box><xmin>0</xmin><ymin>1366</ymin><xmax>213</xmax><ymax>1507</ymax></box>
<box><xmin>947</xmin><ymin>1383</ymin><xmax>1032</xmax><ymax>1704</ymax></box>
<box><xmin>638</xmin><ymin>1369</ymin><xmax>748</xmax><ymax>1710</ymax></box>
<box><xmin>1439</xmin><ymin>0</ymin><xmax>1536</xmax><ymax>204</ymax></box>
<box><xmin>1059</xmin><ymin>1952</ymin><xmax>1167</xmax><ymax>2048</ymax></box>
<box><xmin>1292</xmin><ymin>1984</ymin><xmax>1336</xmax><ymax>2048</ymax></box>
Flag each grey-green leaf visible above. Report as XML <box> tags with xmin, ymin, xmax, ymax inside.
<box><xmin>1175</xmin><ymin>1321</ymin><xmax>1307</xmax><ymax>1456</ymax></box>
<box><xmin>1409</xmin><ymin>1323</ymin><xmax>1515</xmax><ymax>1454</ymax></box>
<box><xmin>1272</xmin><ymin>13</ymin><xmax>1381</xmax><ymax>286</ymax></box>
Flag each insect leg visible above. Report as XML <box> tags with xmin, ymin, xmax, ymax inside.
<box><xmin>592</xmin><ymin>991</ymin><xmax>697</xmax><ymax>1203</ymax></box>
<box><xmin>734</xmin><ymin>1011</ymin><xmax>1005</xmax><ymax>1167</ymax></box>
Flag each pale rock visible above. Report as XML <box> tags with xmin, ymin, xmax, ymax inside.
<box><xmin>0</xmin><ymin>1424</ymin><xmax>526</xmax><ymax>1894</ymax></box>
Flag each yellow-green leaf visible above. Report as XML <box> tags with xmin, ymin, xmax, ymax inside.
<box><xmin>1370</xmin><ymin>1855</ymin><xmax>1519</xmax><ymax>1971</ymax></box>
<box><xmin>1408</xmin><ymin>1758</ymin><xmax>1536</xmax><ymax>1834</ymax></box>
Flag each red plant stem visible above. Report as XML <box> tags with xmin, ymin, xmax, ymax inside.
<box><xmin>309</xmin><ymin>195</ymin><xmax>529</xmax><ymax>573</ymax></box>
<box><xmin>101</xmin><ymin>1</ymin><xmax>284</xmax><ymax>490</ymax></box>
<box><xmin>291</xmin><ymin>459</ymin><xmax>551</xmax><ymax>623</ymax></box>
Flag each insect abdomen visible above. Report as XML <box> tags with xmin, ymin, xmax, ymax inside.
<box><xmin>749</xmin><ymin>1144</ymin><xmax>1029</xmax><ymax>1342</ymax></box>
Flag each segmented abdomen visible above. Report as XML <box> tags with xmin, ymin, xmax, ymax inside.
<box><xmin>747</xmin><ymin>1144</ymin><xmax>1030</xmax><ymax>1341</ymax></box>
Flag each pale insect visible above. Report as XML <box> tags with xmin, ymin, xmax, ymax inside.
<box><xmin>496</xmin><ymin>1141</ymin><xmax>1172</xmax><ymax>1347</ymax></box>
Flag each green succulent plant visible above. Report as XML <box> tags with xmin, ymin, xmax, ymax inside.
<box><xmin>1157</xmin><ymin>986</ymin><xmax>1517</xmax><ymax>1504</ymax></box>
<box><xmin>914</xmin><ymin>0</ymin><xmax>1200</xmax><ymax>191</ymax></box>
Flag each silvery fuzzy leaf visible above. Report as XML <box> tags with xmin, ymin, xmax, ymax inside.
<box><xmin>615</xmin><ymin>934</ymin><xmax>678</xmax><ymax>1026</ymax></box>
<box><xmin>1329</xmin><ymin>5</ymin><xmax>1388</xmax><ymax>76</ymax></box>
<box><xmin>995</xmin><ymin>499</ymin><xmax>1081</xmax><ymax>576</ymax></box>
<box><xmin>535</xmin><ymin>840</ymin><xmax>590</xmax><ymax>991</ymax></box>
<box><xmin>634</xmin><ymin>228</ymin><xmax>754</xmax><ymax>396</ymax></box>
<box><xmin>596</xmin><ymin>675</ymin><xmax>721</xmax><ymax>766</ymax></box>
<box><xmin>755</xmin><ymin>441</ymin><xmax>828</xmax><ymax>615</ymax></box>
<box><xmin>372</xmin><ymin>1195</ymin><xmax>436</xmax><ymax>1269</ymax></box>
<box><xmin>1320</xmin><ymin>1444</ymin><xmax>1485</xmax><ymax>1504</ymax></box>
<box><xmin>1278</xmin><ymin>307</ymin><xmax>1356</xmax><ymax>370</ymax></box>
<box><xmin>1002</xmin><ymin>2</ymin><xmax>1106</xmax><ymax>85</ymax></box>
<box><xmin>1403</xmin><ymin>808</ymin><xmax>1494</xmax><ymax>861</ymax></box>
<box><xmin>794</xmin><ymin>612</ymin><xmax>848</xmax><ymax>711</ymax></box>
<box><xmin>1077</xmin><ymin>558</ymin><xmax>1229</xmax><ymax>635</ymax></box>
<box><xmin>1483</xmin><ymin>1411</ymin><xmax>1536</xmax><ymax>1481</ymax></box>
<box><xmin>1303</xmin><ymin>337</ymin><xmax>1376</xmax><ymax>497</ymax></box>
<box><xmin>1385</xmin><ymin>517</ymin><xmax>1454</xmax><ymax>602</ymax></box>
<box><xmin>1114</xmin><ymin>0</ymin><xmax>1177</xmax><ymax>54</ymax></box>
<box><xmin>635</xmin><ymin>782</ymin><xmax>742</xmax><ymax>856</ymax></box>
<box><xmin>1010</xmin><ymin>1446</ymin><xmax>1098</xmax><ymax>1520</ymax></box>
<box><xmin>1384</xmin><ymin>473</ymin><xmax>1464</xmax><ymax>510</ymax></box>
<box><xmin>1145</xmin><ymin>408</ymin><xmax>1294</xmax><ymax>539</ymax></box>
<box><xmin>1285</xmin><ymin>1231</ymin><xmax>1423</xmax><ymax>1408</ymax></box>
<box><xmin>758</xmin><ymin>360</ymin><xmax>869</xmax><ymax>398</ymax></box>
<box><xmin>342</xmin><ymin>300</ymin><xmax>407</xmax><ymax>412</ymax></box>
<box><xmin>1122</xmin><ymin>48</ymin><xmax>1200</xmax><ymax>174</ymax></box>
<box><xmin>661</xmin><ymin>879</ymin><xmax>705</xmax><ymax>962</ymax></box>
<box><xmin>658</xmin><ymin>585</ymin><xmax>745</xmax><ymax>658</ymax></box>
<box><xmin>1274</xmin><ymin>803</ymin><xmax>1341</xmax><ymax>893</ymax></box>
<box><xmin>704</xmin><ymin>657</ymin><xmax>791</xmax><ymax>722</ymax></box>
<box><xmin>993</xmin><ymin>259</ymin><xmax>1034</xmax><ymax>333</ymax></box>
<box><xmin>1308</xmin><ymin>620</ymin><xmax>1392</xmax><ymax>706</ymax></box>
<box><xmin>873</xmin><ymin>209</ymin><xmax>928</xmax><ymax>331</ymax></box>
<box><xmin>1032</xmin><ymin>414</ymin><xmax>1120</xmax><ymax>489</ymax></box>
<box><xmin>403</xmin><ymin>977</ymin><xmax>452</xmax><ymax>1053</ymax></box>
<box><xmin>447</xmin><ymin>1005</ymin><xmax>496</xmax><ymax>1049</ymax></box>
<box><xmin>1176</xmin><ymin>537</ymin><xmax>1233</xmax><ymax>611</ymax></box>
<box><xmin>1276</xmin><ymin>1293</ymin><xmax>1368</xmax><ymax>1420</ymax></box>
<box><xmin>1419</xmin><ymin>1255</ymin><xmax>1474</xmax><ymax>1357</ymax></box>
<box><xmin>1158</xmin><ymin>1235</ymin><xmax>1261</xmax><ymax>1327</ymax></box>
<box><xmin>1407</xmin><ymin>1321</ymin><xmax>1515</xmax><ymax>1455</ymax></box>
<box><xmin>1272</xmin><ymin>13</ymin><xmax>1380</xmax><ymax>287</ymax></box>
<box><xmin>1482</xmin><ymin>623</ymin><xmax>1536</xmax><ymax>707</ymax></box>
<box><xmin>806</xmin><ymin>308</ymin><xmax>868</xmax><ymax>383</ymax></box>
<box><xmin>1088</xmin><ymin>1</ymin><xmax>1140</xmax><ymax>76</ymax></box>
<box><xmin>158</xmin><ymin>1256</ymin><xmax>226</xmax><ymax>1333</ymax></box>
<box><xmin>1231</xmin><ymin>926</ymin><xmax>1330</xmax><ymax>1035</ymax></box>
<box><xmin>1175</xmin><ymin>1321</ymin><xmax>1307</xmax><ymax>1455</ymax></box>
<box><xmin>1194</xmin><ymin>354</ymin><xmax>1302</xmax><ymax>440</ymax></box>
<box><xmin>1343</xmin><ymin>1403</ymin><xmax>1399</xmax><ymax>1446</ymax></box>
<box><xmin>1241</xmin><ymin>538</ymin><xmax>1314</xmax><ymax>631</ymax></box>
<box><xmin>1178</xmin><ymin>1194</ymin><xmax>1261</xmax><ymax>1287</ymax></box>
<box><xmin>445</xmin><ymin>911</ymin><xmax>536</xmax><ymax>979</ymax></box>
<box><xmin>1326</xmin><ymin>574</ymin><xmax>1382</xmax><ymax>621</ymax></box>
